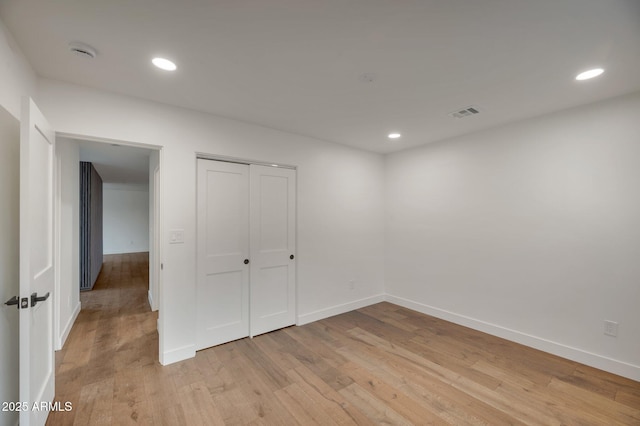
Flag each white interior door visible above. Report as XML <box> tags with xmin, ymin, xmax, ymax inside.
<box><xmin>196</xmin><ymin>159</ymin><xmax>250</xmax><ymax>349</ymax></box>
<box><xmin>249</xmin><ymin>165</ymin><xmax>296</xmax><ymax>337</ymax></box>
<box><xmin>20</xmin><ymin>97</ymin><xmax>56</xmax><ymax>426</ymax></box>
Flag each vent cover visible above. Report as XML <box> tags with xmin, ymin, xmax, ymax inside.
<box><xmin>68</xmin><ymin>42</ymin><xmax>97</xmax><ymax>59</ymax></box>
<box><xmin>449</xmin><ymin>106</ymin><xmax>480</xmax><ymax>119</ymax></box>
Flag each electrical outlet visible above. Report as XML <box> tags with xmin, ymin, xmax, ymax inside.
<box><xmin>604</xmin><ymin>320</ymin><xmax>618</xmax><ymax>337</ymax></box>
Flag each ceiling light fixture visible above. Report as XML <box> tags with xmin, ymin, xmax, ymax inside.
<box><xmin>575</xmin><ymin>68</ymin><xmax>604</xmax><ymax>81</ymax></box>
<box><xmin>152</xmin><ymin>57</ymin><xmax>177</xmax><ymax>71</ymax></box>
<box><xmin>388</xmin><ymin>133</ymin><xmax>401</xmax><ymax>139</ymax></box>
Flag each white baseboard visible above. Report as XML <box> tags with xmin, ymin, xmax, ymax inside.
<box><xmin>386</xmin><ymin>294</ymin><xmax>640</xmax><ymax>382</ymax></box>
<box><xmin>147</xmin><ymin>290</ymin><xmax>154</xmax><ymax>311</ymax></box>
<box><xmin>103</xmin><ymin>248</ymin><xmax>150</xmax><ymax>255</ymax></box>
<box><xmin>160</xmin><ymin>344</ymin><xmax>196</xmax><ymax>366</ymax></box>
<box><xmin>57</xmin><ymin>301</ymin><xmax>81</xmax><ymax>350</ymax></box>
<box><xmin>297</xmin><ymin>293</ymin><xmax>386</xmax><ymax>326</ymax></box>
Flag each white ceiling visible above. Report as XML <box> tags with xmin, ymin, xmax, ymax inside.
<box><xmin>73</xmin><ymin>139</ymin><xmax>150</xmax><ymax>185</ymax></box>
<box><xmin>2</xmin><ymin>0</ymin><xmax>640</xmax><ymax>153</ymax></box>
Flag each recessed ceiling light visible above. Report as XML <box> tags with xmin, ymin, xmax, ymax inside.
<box><xmin>152</xmin><ymin>57</ymin><xmax>177</xmax><ymax>71</ymax></box>
<box><xmin>388</xmin><ymin>133</ymin><xmax>401</xmax><ymax>139</ymax></box>
<box><xmin>575</xmin><ymin>68</ymin><xmax>604</xmax><ymax>81</ymax></box>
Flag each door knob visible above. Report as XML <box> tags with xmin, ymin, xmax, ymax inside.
<box><xmin>4</xmin><ymin>296</ymin><xmax>19</xmax><ymax>309</ymax></box>
<box><xmin>290</xmin><ymin>254</ymin><xmax>294</xmax><ymax>260</ymax></box>
<box><xmin>30</xmin><ymin>292</ymin><xmax>50</xmax><ymax>307</ymax></box>
<box><xmin>244</xmin><ymin>259</ymin><xmax>249</xmax><ymax>265</ymax></box>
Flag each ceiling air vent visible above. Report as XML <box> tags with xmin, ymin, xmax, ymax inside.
<box><xmin>449</xmin><ymin>106</ymin><xmax>480</xmax><ymax>119</ymax></box>
<box><xmin>68</xmin><ymin>42</ymin><xmax>97</xmax><ymax>59</ymax></box>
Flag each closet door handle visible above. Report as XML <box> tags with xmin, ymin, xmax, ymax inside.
<box><xmin>244</xmin><ymin>259</ymin><xmax>249</xmax><ymax>265</ymax></box>
<box><xmin>290</xmin><ymin>255</ymin><xmax>294</xmax><ymax>260</ymax></box>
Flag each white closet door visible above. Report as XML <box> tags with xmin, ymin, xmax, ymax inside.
<box><xmin>196</xmin><ymin>159</ymin><xmax>250</xmax><ymax>349</ymax></box>
<box><xmin>249</xmin><ymin>165</ymin><xmax>296</xmax><ymax>337</ymax></box>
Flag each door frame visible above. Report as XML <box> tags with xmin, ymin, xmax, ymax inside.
<box><xmin>196</xmin><ymin>152</ymin><xmax>296</xmax><ymax>170</ymax></box>
<box><xmin>195</xmin><ymin>152</ymin><xmax>299</xmax><ymax>334</ymax></box>
<box><xmin>54</xmin><ymin>132</ymin><xmax>164</xmax><ymax>354</ymax></box>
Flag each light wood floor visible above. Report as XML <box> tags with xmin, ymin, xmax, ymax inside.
<box><xmin>48</xmin><ymin>253</ymin><xmax>640</xmax><ymax>425</ymax></box>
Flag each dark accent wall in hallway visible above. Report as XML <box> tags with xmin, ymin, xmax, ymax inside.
<box><xmin>80</xmin><ymin>162</ymin><xmax>103</xmax><ymax>290</ymax></box>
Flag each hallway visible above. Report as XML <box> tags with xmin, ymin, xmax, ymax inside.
<box><xmin>49</xmin><ymin>253</ymin><xmax>158</xmax><ymax>425</ymax></box>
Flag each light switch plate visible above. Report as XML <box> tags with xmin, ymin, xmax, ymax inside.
<box><xmin>169</xmin><ymin>229</ymin><xmax>184</xmax><ymax>244</ymax></box>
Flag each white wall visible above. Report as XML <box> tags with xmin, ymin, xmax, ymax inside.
<box><xmin>0</xmin><ymin>107</ymin><xmax>20</xmax><ymax>426</ymax></box>
<box><xmin>55</xmin><ymin>138</ymin><xmax>81</xmax><ymax>350</ymax></box>
<box><xmin>0</xmin><ymin>19</ymin><xmax>36</xmax><ymax>119</ymax></box>
<box><xmin>386</xmin><ymin>92</ymin><xmax>640</xmax><ymax>380</ymax></box>
<box><xmin>0</xmin><ymin>17</ymin><xmax>38</xmax><ymax>426</ymax></box>
<box><xmin>38</xmin><ymin>78</ymin><xmax>386</xmax><ymax>364</ymax></box>
<box><xmin>103</xmin><ymin>183</ymin><xmax>150</xmax><ymax>255</ymax></box>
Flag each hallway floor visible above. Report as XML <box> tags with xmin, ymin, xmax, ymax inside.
<box><xmin>48</xmin><ymin>252</ymin><xmax>158</xmax><ymax>425</ymax></box>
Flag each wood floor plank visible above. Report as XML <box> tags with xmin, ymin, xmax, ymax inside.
<box><xmin>546</xmin><ymin>377</ymin><xmax>640</xmax><ymax>425</ymax></box>
<box><xmin>268</xmin><ymin>329</ymin><xmax>354</xmax><ymax>391</ymax></box>
<box><xmin>342</xmin><ymin>326</ymin><xmax>562</xmax><ymax>425</ymax></box>
<box><xmin>111</xmin><ymin>400</ymin><xmax>154</xmax><ymax>426</ymax></box>
<box><xmin>274</xmin><ymin>383</ymin><xmax>340</xmax><ymax>426</ymax></box>
<box><xmin>250</xmin><ymin>332</ymin><xmax>304</xmax><ymax>372</ymax></box>
<box><xmin>75</xmin><ymin>378</ymin><xmax>114</xmax><ymax>426</ymax></box>
<box><xmin>211</xmin><ymin>385</ymin><xmax>260</xmax><ymax>425</ymax></box>
<box><xmin>285</xmin><ymin>367</ymin><xmax>365</xmax><ymax>426</ymax></box>
<box><xmin>336</xmin><ymin>343</ymin><xmax>506</xmax><ymax>425</ymax></box>
<box><xmin>339</xmin><ymin>383</ymin><xmax>415</xmax><ymax>425</ymax></box>
<box><xmin>340</xmin><ymin>361</ymin><xmax>443</xmax><ymax>424</ymax></box>
<box><xmin>49</xmin><ymin>253</ymin><xmax>640</xmax><ymax>425</ymax></box>
<box><xmin>176</xmin><ymin>381</ymin><xmax>225</xmax><ymax>426</ymax></box>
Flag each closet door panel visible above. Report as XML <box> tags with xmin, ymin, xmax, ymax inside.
<box><xmin>250</xmin><ymin>165</ymin><xmax>296</xmax><ymax>337</ymax></box>
<box><xmin>196</xmin><ymin>159</ymin><xmax>250</xmax><ymax>349</ymax></box>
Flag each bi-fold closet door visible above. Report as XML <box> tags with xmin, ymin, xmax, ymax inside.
<box><xmin>196</xmin><ymin>158</ymin><xmax>296</xmax><ymax>350</ymax></box>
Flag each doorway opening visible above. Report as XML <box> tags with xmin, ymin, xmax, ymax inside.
<box><xmin>54</xmin><ymin>135</ymin><xmax>162</xmax><ymax>356</ymax></box>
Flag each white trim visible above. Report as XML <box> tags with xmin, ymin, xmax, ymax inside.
<box><xmin>160</xmin><ymin>344</ymin><xmax>196</xmax><ymax>366</ymax></box>
<box><xmin>147</xmin><ymin>290</ymin><xmax>154</xmax><ymax>311</ymax></box>
<box><xmin>386</xmin><ymin>294</ymin><xmax>640</xmax><ymax>382</ymax></box>
<box><xmin>196</xmin><ymin>152</ymin><xmax>296</xmax><ymax>170</ymax></box>
<box><xmin>56</xmin><ymin>133</ymin><xmax>165</xmax><ymax>367</ymax></box>
<box><xmin>297</xmin><ymin>294</ymin><xmax>386</xmax><ymax>326</ymax></box>
<box><xmin>56</xmin><ymin>301</ymin><xmax>81</xmax><ymax>350</ymax></box>
<box><xmin>103</xmin><ymin>248</ymin><xmax>150</xmax><ymax>255</ymax></box>
<box><xmin>56</xmin><ymin>132</ymin><xmax>163</xmax><ymax>150</ymax></box>
<box><xmin>54</xmin><ymin>142</ymin><xmax>62</xmax><ymax>354</ymax></box>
